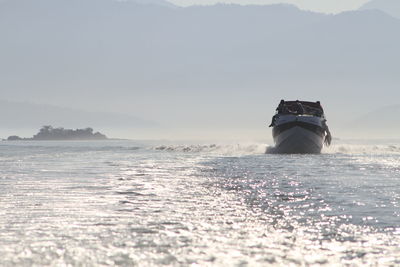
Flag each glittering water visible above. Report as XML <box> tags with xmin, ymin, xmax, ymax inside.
<box><xmin>0</xmin><ymin>140</ymin><xmax>399</xmax><ymax>266</ymax></box>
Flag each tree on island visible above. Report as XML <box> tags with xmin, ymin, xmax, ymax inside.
<box><xmin>7</xmin><ymin>135</ymin><xmax>23</xmax><ymax>141</ymax></box>
<box><xmin>7</xmin><ymin>126</ymin><xmax>108</xmax><ymax>141</ymax></box>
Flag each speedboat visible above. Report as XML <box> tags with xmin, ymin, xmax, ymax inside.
<box><xmin>269</xmin><ymin>100</ymin><xmax>331</xmax><ymax>154</ymax></box>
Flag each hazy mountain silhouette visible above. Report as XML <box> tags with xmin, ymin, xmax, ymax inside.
<box><xmin>131</xmin><ymin>0</ymin><xmax>175</xmax><ymax>7</ymax></box>
<box><xmin>1</xmin><ymin>0</ymin><xmax>399</xmax><ymax>138</ymax></box>
<box><xmin>0</xmin><ymin>100</ymin><xmax>157</xmax><ymax>129</ymax></box>
<box><xmin>346</xmin><ymin>105</ymin><xmax>400</xmax><ymax>138</ymax></box>
<box><xmin>360</xmin><ymin>0</ymin><xmax>400</xmax><ymax>18</ymax></box>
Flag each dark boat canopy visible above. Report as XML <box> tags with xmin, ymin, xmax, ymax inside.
<box><xmin>275</xmin><ymin>100</ymin><xmax>324</xmax><ymax>117</ymax></box>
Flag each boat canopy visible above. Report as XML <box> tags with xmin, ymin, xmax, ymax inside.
<box><xmin>275</xmin><ymin>100</ymin><xmax>324</xmax><ymax>117</ymax></box>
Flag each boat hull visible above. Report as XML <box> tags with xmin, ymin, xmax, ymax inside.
<box><xmin>273</xmin><ymin>124</ymin><xmax>324</xmax><ymax>154</ymax></box>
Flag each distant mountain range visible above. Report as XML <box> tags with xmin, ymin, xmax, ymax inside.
<box><xmin>131</xmin><ymin>0</ymin><xmax>176</xmax><ymax>7</ymax></box>
<box><xmin>0</xmin><ymin>100</ymin><xmax>157</xmax><ymax>129</ymax></box>
<box><xmin>345</xmin><ymin>104</ymin><xmax>400</xmax><ymax>138</ymax></box>
<box><xmin>0</xmin><ymin>0</ymin><xmax>399</xmax><ymax>138</ymax></box>
<box><xmin>360</xmin><ymin>0</ymin><xmax>400</xmax><ymax>18</ymax></box>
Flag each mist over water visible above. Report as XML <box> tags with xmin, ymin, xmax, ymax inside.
<box><xmin>1</xmin><ymin>140</ymin><xmax>399</xmax><ymax>266</ymax></box>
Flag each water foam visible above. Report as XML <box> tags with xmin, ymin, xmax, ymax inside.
<box><xmin>151</xmin><ymin>141</ymin><xmax>400</xmax><ymax>157</ymax></box>
<box><xmin>153</xmin><ymin>143</ymin><xmax>268</xmax><ymax>155</ymax></box>
<box><xmin>323</xmin><ymin>143</ymin><xmax>400</xmax><ymax>155</ymax></box>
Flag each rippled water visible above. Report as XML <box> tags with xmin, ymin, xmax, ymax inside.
<box><xmin>0</xmin><ymin>140</ymin><xmax>399</xmax><ymax>266</ymax></box>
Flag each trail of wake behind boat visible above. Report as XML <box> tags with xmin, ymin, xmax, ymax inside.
<box><xmin>1</xmin><ymin>140</ymin><xmax>399</xmax><ymax>266</ymax></box>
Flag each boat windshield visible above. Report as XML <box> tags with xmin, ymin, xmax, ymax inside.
<box><xmin>276</xmin><ymin>101</ymin><xmax>324</xmax><ymax>117</ymax></box>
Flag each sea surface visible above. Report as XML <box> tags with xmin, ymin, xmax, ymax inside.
<box><xmin>0</xmin><ymin>140</ymin><xmax>400</xmax><ymax>266</ymax></box>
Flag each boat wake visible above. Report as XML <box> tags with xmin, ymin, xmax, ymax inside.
<box><xmin>151</xmin><ymin>142</ymin><xmax>400</xmax><ymax>156</ymax></box>
<box><xmin>324</xmin><ymin>144</ymin><xmax>400</xmax><ymax>155</ymax></box>
<box><xmin>265</xmin><ymin>143</ymin><xmax>400</xmax><ymax>155</ymax></box>
<box><xmin>153</xmin><ymin>143</ymin><xmax>268</xmax><ymax>155</ymax></box>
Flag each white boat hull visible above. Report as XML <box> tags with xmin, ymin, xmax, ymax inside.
<box><xmin>273</xmin><ymin>126</ymin><xmax>324</xmax><ymax>154</ymax></box>
<box><xmin>269</xmin><ymin>101</ymin><xmax>331</xmax><ymax>154</ymax></box>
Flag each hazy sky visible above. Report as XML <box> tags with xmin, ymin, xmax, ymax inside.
<box><xmin>167</xmin><ymin>0</ymin><xmax>371</xmax><ymax>13</ymax></box>
<box><xmin>2</xmin><ymin>0</ymin><xmax>399</xmax><ymax>140</ymax></box>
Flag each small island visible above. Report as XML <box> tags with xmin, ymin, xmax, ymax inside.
<box><xmin>7</xmin><ymin>126</ymin><xmax>108</xmax><ymax>141</ymax></box>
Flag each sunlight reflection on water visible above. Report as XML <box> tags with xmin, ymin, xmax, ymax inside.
<box><xmin>0</xmin><ymin>141</ymin><xmax>399</xmax><ymax>266</ymax></box>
